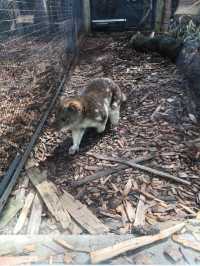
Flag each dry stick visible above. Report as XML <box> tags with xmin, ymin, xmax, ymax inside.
<box><xmin>72</xmin><ymin>154</ymin><xmax>154</xmax><ymax>187</ymax></box>
<box><xmin>134</xmin><ymin>189</ymin><xmax>168</xmax><ymax>208</ymax></box>
<box><xmin>90</xmin><ymin>222</ymin><xmax>185</xmax><ymax>264</ymax></box>
<box><xmin>88</xmin><ymin>153</ymin><xmax>190</xmax><ymax>185</ymax></box>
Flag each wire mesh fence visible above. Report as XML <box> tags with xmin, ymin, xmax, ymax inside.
<box><xmin>0</xmin><ymin>0</ymin><xmax>84</xmax><ymax>177</ymax></box>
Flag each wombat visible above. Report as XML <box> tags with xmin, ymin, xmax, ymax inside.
<box><xmin>54</xmin><ymin>77</ymin><xmax>126</xmax><ymax>155</ymax></box>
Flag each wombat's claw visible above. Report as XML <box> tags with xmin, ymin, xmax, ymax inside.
<box><xmin>68</xmin><ymin>146</ymin><xmax>79</xmax><ymax>155</ymax></box>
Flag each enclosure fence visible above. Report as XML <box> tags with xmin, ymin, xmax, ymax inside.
<box><xmin>0</xmin><ymin>0</ymin><xmax>84</xmax><ymax>211</ymax></box>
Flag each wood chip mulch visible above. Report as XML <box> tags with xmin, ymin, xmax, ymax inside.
<box><xmin>30</xmin><ymin>33</ymin><xmax>200</xmax><ymax>233</ymax></box>
<box><xmin>0</xmin><ymin>34</ymin><xmax>66</xmax><ymax>176</ymax></box>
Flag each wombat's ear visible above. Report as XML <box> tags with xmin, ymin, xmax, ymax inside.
<box><xmin>67</xmin><ymin>101</ymin><xmax>83</xmax><ymax>113</ymax></box>
<box><xmin>67</xmin><ymin>103</ymin><xmax>78</xmax><ymax>112</ymax></box>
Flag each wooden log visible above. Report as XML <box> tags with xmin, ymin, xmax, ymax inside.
<box><xmin>130</xmin><ymin>32</ymin><xmax>200</xmax><ymax>103</ymax></box>
<box><xmin>130</xmin><ymin>32</ymin><xmax>183</xmax><ymax>62</ymax></box>
<box><xmin>90</xmin><ymin>223</ymin><xmax>185</xmax><ymax>264</ymax></box>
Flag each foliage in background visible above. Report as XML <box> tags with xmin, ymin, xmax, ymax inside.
<box><xmin>170</xmin><ymin>17</ymin><xmax>200</xmax><ymax>42</ymax></box>
<box><xmin>169</xmin><ymin>2</ymin><xmax>200</xmax><ymax>42</ymax></box>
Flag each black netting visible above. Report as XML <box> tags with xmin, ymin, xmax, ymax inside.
<box><xmin>0</xmin><ymin>0</ymin><xmax>84</xmax><ymax>177</ymax></box>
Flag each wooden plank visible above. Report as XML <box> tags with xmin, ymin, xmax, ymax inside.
<box><xmin>0</xmin><ymin>256</ymin><xmax>48</xmax><ymax>266</ymax></box>
<box><xmin>123</xmin><ymin>201</ymin><xmax>135</xmax><ymax>223</ymax></box>
<box><xmin>134</xmin><ymin>184</ymin><xmax>146</xmax><ymax>227</ymax></box>
<box><xmin>27</xmin><ymin>168</ymin><xmax>71</xmax><ymax>230</ymax></box>
<box><xmin>13</xmin><ymin>191</ymin><xmax>35</xmax><ymax>234</ymax></box>
<box><xmin>61</xmin><ymin>191</ymin><xmax>109</xmax><ymax>234</ymax></box>
<box><xmin>0</xmin><ymin>176</ymin><xmax>28</xmax><ymax>229</ymax></box>
<box><xmin>0</xmin><ymin>197</ymin><xmax>23</xmax><ymax>229</ymax></box>
<box><xmin>90</xmin><ymin>223</ymin><xmax>185</xmax><ymax>264</ymax></box>
<box><xmin>67</xmin><ymin>218</ymin><xmax>83</xmax><ymax>234</ymax></box>
<box><xmin>27</xmin><ymin>193</ymin><xmax>42</xmax><ymax>235</ymax></box>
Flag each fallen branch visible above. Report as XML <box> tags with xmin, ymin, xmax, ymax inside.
<box><xmin>72</xmin><ymin>154</ymin><xmax>154</xmax><ymax>187</ymax></box>
<box><xmin>134</xmin><ymin>189</ymin><xmax>168</xmax><ymax>208</ymax></box>
<box><xmin>90</xmin><ymin>223</ymin><xmax>185</xmax><ymax>264</ymax></box>
<box><xmin>88</xmin><ymin>153</ymin><xmax>190</xmax><ymax>185</ymax></box>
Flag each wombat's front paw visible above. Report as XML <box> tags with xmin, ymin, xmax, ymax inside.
<box><xmin>97</xmin><ymin>124</ymin><xmax>106</xmax><ymax>133</ymax></box>
<box><xmin>68</xmin><ymin>145</ymin><xmax>79</xmax><ymax>155</ymax></box>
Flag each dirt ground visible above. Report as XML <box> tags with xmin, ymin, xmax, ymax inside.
<box><xmin>29</xmin><ymin>32</ymin><xmax>200</xmax><ymax>233</ymax></box>
<box><xmin>1</xmin><ymin>32</ymin><xmax>200</xmax><ymax>235</ymax></box>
